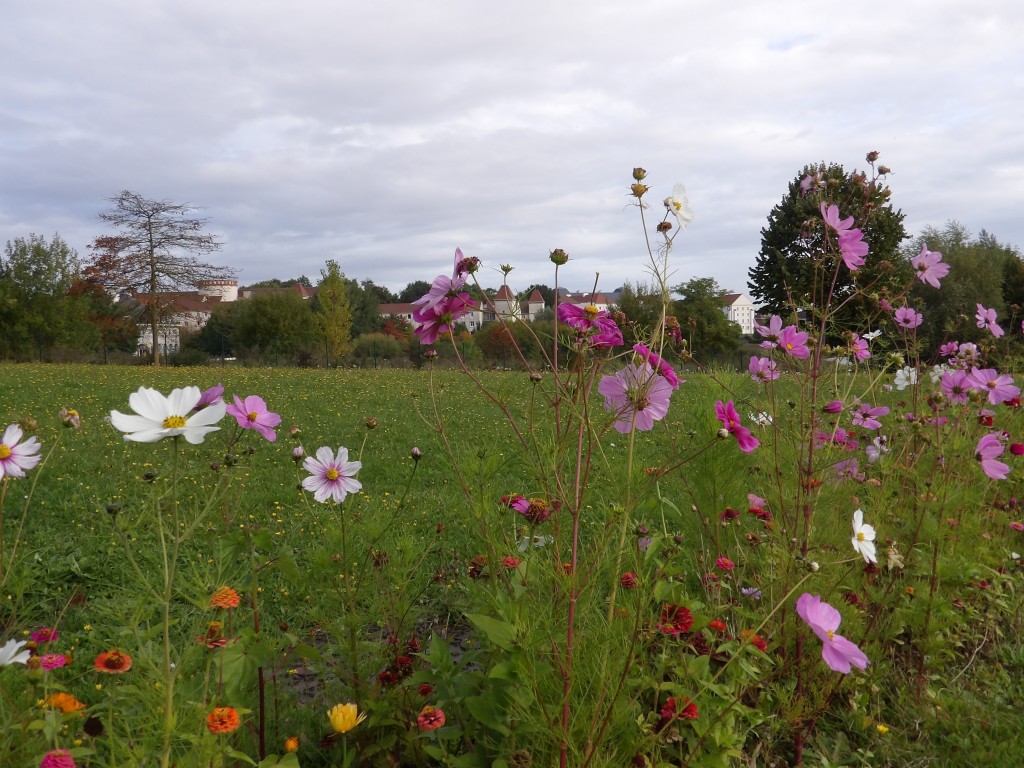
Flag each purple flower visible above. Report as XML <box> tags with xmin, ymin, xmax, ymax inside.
<box><xmin>820</xmin><ymin>203</ymin><xmax>855</xmax><ymax>234</ymax></box>
<box><xmin>976</xmin><ymin>304</ymin><xmax>1004</xmax><ymax>338</ymax></box>
<box><xmin>195</xmin><ymin>384</ymin><xmax>225</xmax><ymax>411</ymax></box>
<box><xmin>0</xmin><ymin>424</ymin><xmax>42</xmax><ymax>480</ymax></box>
<box><xmin>796</xmin><ymin>594</ymin><xmax>869</xmax><ymax>674</ymax></box>
<box><xmin>748</xmin><ymin>356</ymin><xmax>780</xmax><ymax>383</ymax></box>
<box><xmin>823</xmin><ymin>400</ymin><xmax>844</xmax><ymax>414</ymax></box>
<box><xmin>778</xmin><ymin>325</ymin><xmax>810</xmax><ymax>360</ymax></box>
<box><xmin>976</xmin><ymin>434</ymin><xmax>1010</xmax><ymax>480</ymax></box>
<box><xmin>894</xmin><ymin>306</ymin><xmax>923</xmax><ymax>329</ymax></box>
<box><xmin>598</xmin><ymin>362</ymin><xmax>673</xmax><ymax>433</ymax></box>
<box><xmin>799</xmin><ymin>173</ymin><xmax>824</xmax><ymax>196</ymax></box>
<box><xmin>413</xmin><ymin>293</ymin><xmax>473</xmax><ymax>345</ymax></box>
<box><xmin>851</xmin><ymin>403</ymin><xmax>889</xmax><ymax>431</ymax></box>
<box><xmin>226</xmin><ymin>395</ymin><xmax>282</xmax><ymax>442</ymax></box>
<box><xmin>715</xmin><ymin>400</ymin><xmax>759</xmax><ymax>453</ymax></box>
<box><xmin>969</xmin><ymin>368</ymin><xmax>1020</xmax><ymax>405</ymax></box>
<box><xmin>558</xmin><ymin>303</ymin><xmax>623</xmax><ymax>349</ymax></box>
<box><xmin>940</xmin><ymin>370</ymin><xmax>972</xmax><ymax>405</ymax></box>
<box><xmin>301</xmin><ymin>446</ymin><xmax>362</xmax><ymax>504</ymax></box>
<box><xmin>838</xmin><ymin>229</ymin><xmax>868</xmax><ymax>271</ymax></box>
<box><xmin>755</xmin><ymin>315</ymin><xmax>783</xmax><ymax>349</ymax></box>
<box><xmin>911</xmin><ymin>244</ymin><xmax>950</xmax><ymax>289</ymax></box>
<box><xmin>849</xmin><ymin>335</ymin><xmax>870</xmax><ymax>361</ymax></box>
<box><xmin>632</xmin><ymin>343</ymin><xmax>681</xmax><ymax>389</ymax></box>
<box><xmin>939</xmin><ymin>341</ymin><xmax>960</xmax><ymax>358</ymax></box>
<box><xmin>413</xmin><ymin>251</ymin><xmax>469</xmax><ymax>314</ymax></box>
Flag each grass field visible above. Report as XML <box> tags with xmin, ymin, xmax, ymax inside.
<box><xmin>3</xmin><ymin>362</ymin><xmax>1024</xmax><ymax>767</ymax></box>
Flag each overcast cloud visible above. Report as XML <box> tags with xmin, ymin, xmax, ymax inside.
<box><xmin>3</xmin><ymin>0</ymin><xmax>1022</xmax><ymax>298</ymax></box>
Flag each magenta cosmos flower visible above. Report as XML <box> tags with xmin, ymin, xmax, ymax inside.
<box><xmin>968</xmin><ymin>368</ymin><xmax>1020</xmax><ymax>405</ymax></box>
<box><xmin>557</xmin><ymin>303</ymin><xmax>623</xmax><ymax>349</ymax></box>
<box><xmin>976</xmin><ymin>304</ymin><xmax>1004</xmax><ymax>338</ymax></box>
<box><xmin>940</xmin><ymin>370</ymin><xmax>971</xmax><ymax>405</ymax></box>
<box><xmin>893</xmin><ymin>306</ymin><xmax>923</xmax><ymax>329</ymax></box>
<box><xmin>412</xmin><ymin>293</ymin><xmax>473</xmax><ymax>345</ymax></box>
<box><xmin>838</xmin><ymin>228</ymin><xmax>868</xmax><ymax>271</ymax></box>
<box><xmin>194</xmin><ymin>384</ymin><xmax>224</xmax><ymax>411</ymax></box>
<box><xmin>632</xmin><ymin>343</ymin><xmax>681</xmax><ymax>389</ymax></box>
<box><xmin>748</xmin><ymin>356</ymin><xmax>779</xmax><ymax>383</ymax></box>
<box><xmin>820</xmin><ymin>203</ymin><xmax>855</xmax><ymax>234</ymax></box>
<box><xmin>849</xmin><ymin>334</ymin><xmax>870</xmax><ymax>361</ymax></box>
<box><xmin>598</xmin><ymin>362</ymin><xmax>673</xmax><ymax>433</ymax></box>
<box><xmin>226</xmin><ymin>395</ymin><xmax>282</xmax><ymax>442</ymax></box>
<box><xmin>755</xmin><ymin>315</ymin><xmax>783</xmax><ymax>349</ymax></box>
<box><xmin>302</xmin><ymin>446</ymin><xmax>362</xmax><ymax>503</ymax></box>
<box><xmin>778</xmin><ymin>325</ymin><xmax>809</xmax><ymax>360</ymax></box>
<box><xmin>911</xmin><ymin>244</ymin><xmax>949</xmax><ymax>289</ymax></box>
<box><xmin>796</xmin><ymin>593</ymin><xmax>869</xmax><ymax>674</ymax></box>
<box><xmin>976</xmin><ymin>434</ymin><xmax>1009</xmax><ymax>480</ymax></box>
<box><xmin>0</xmin><ymin>423</ymin><xmax>42</xmax><ymax>480</ymax></box>
<box><xmin>715</xmin><ymin>400</ymin><xmax>759</xmax><ymax>453</ymax></box>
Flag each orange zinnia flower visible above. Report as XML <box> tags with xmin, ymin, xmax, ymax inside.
<box><xmin>210</xmin><ymin>586</ymin><xmax>241</xmax><ymax>609</ymax></box>
<box><xmin>207</xmin><ymin>706</ymin><xmax>241</xmax><ymax>734</ymax></box>
<box><xmin>94</xmin><ymin>649</ymin><xmax>132</xmax><ymax>674</ymax></box>
<box><xmin>44</xmin><ymin>691</ymin><xmax>86</xmax><ymax>715</ymax></box>
<box><xmin>284</xmin><ymin>736</ymin><xmax>299</xmax><ymax>753</ymax></box>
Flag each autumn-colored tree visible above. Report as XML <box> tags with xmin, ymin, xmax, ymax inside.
<box><xmin>86</xmin><ymin>191</ymin><xmax>232</xmax><ymax>364</ymax></box>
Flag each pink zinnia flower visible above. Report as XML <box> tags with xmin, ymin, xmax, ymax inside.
<box><xmin>39</xmin><ymin>750</ymin><xmax>76</xmax><ymax>768</ymax></box>
<box><xmin>715</xmin><ymin>400</ymin><xmax>759</xmax><ymax>453</ymax></box>
<box><xmin>838</xmin><ymin>229</ymin><xmax>868</xmax><ymax>271</ymax></box>
<box><xmin>417</xmin><ymin>705</ymin><xmax>446</xmax><ymax>731</ymax></box>
<box><xmin>755</xmin><ymin>315</ymin><xmax>784</xmax><ymax>349</ymax></box>
<box><xmin>748</xmin><ymin>356</ymin><xmax>779</xmax><ymax>383</ymax></box>
<box><xmin>598</xmin><ymin>362</ymin><xmax>673</xmax><ymax>433</ymax></box>
<box><xmin>968</xmin><ymin>368</ymin><xmax>1020</xmax><ymax>405</ymax></box>
<box><xmin>778</xmin><ymin>325</ymin><xmax>810</xmax><ymax>359</ymax></box>
<box><xmin>226</xmin><ymin>395</ymin><xmax>282</xmax><ymax>442</ymax></box>
<box><xmin>40</xmin><ymin>654</ymin><xmax>68</xmax><ymax>671</ymax></box>
<box><xmin>301</xmin><ymin>446</ymin><xmax>362</xmax><ymax>503</ymax></box>
<box><xmin>0</xmin><ymin>423</ymin><xmax>42</xmax><ymax>480</ymax></box>
<box><xmin>796</xmin><ymin>593</ymin><xmax>869</xmax><ymax>674</ymax></box>
<box><xmin>715</xmin><ymin>556</ymin><xmax>735</xmax><ymax>571</ymax></box>
<box><xmin>976</xmin><ymin>434</ymin><xmax>1010</xmax><ymax>480</ymax></box>
<box><xmin>31</xmin><ymin>627</ymin><xmax>59</xmax><ymax>644</ymax></box>
<box><xmin>911</xmin><ymin>244</ymin><xmax>950</xmax><ymax>289</ymax></box>
<box><xmin>976</xmin><ymin>304</ymin><xmax>1004</xmax><ymax>338</ymax></box>
<box><xmin>893</xmin><ymin>306</ymin><xmax>923</xmax><ymax>329</ymax></box>
<box><xmin>1010</xmin><ymin>521</ymin><xmax>1024</xmax><ymax>531</ymax></box>
<box><xmin>632</xmin><ymin>343</ymin><xmax>681</xmax><ymax>389</ymax></box>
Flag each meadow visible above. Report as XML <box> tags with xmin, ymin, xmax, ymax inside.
<box><xmin>2</xmin><ymin>359</ymin><xmax>1024</xmax><ymax>768</ymax></box>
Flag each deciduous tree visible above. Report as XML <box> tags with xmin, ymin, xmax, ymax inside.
<box><xmin>315</xmin><ymin>260</ymin><xmax>353</xmax><ymax>364</ymax></box>
<box><xmin>87</xmin><ymin>191</ymin><xmax>232</xmax><ymax>365</ymax></box>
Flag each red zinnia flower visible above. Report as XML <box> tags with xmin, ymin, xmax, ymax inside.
<box><xmin>707</xmin><ymin>619</ymin><xmax>727</xmax><ymax>633</ymax></box>
<box><xmin>94</xmin><ymin>649</ymin><xmax>132</xmax><ymax>674</ymax></box>
<box><xmin>620</xmin><ymin>572</ymin><xmax>639</xmax><ymax>589</ymax></box>
<box><xmin>207</xmin><ymin>706</ymin><xmax>241</xmax><ymax>734</ymax></box>
<box><xmin>417</xmin><ymin>704</ymin><xmax>446</xmax><ymax>731</ymax></box>
<box><xmin>657</xmin><ymin>604</ymin><xmax>693</xmax><ymax>636</ymax></box>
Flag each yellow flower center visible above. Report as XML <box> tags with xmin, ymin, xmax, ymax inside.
<box><xmin>583</xmin><ymin>305</ymin><xmax>599</xmax><ymax>318</ymax></box>
<box><xmin>826</xmin><ymin>630</ymin><xmax>835</xmax><ymax>641</ymax></box>
<box><xmin>0</xmin><ymin>445</ymin><xmax>11</xmax><ymax>460</ymax></box>
<box><xmin>326</xmin><ymin>468</ymin><xmax>340</xmax><ymax>481</ymax></box>
<box><xmin>672</xmin><ymin>201</ymin><xmax>683</xmax><ymax>212</ymax></box>
<box><xmin>786</xmin><ymin>342</ymin><xmax>794</xmax><ymax>350</ymax></box>
<box><xmin>68</xmin><ymin>409</ymin><xmax>78</xmax><ymax>417</ymax></box>
<box><xmin>247</xmin><ymin>411</ymin><xmax>259</xmax><ymax>422</ymax></box>
<box><xmin>163</xmin><ymin>415</ymin><xmax>187</xmax><ymax>429</ymax></box>
<box><xmin>856</xmin><ymin>532</ymin><xmax>865</xmax><ymax>541</ymax></box>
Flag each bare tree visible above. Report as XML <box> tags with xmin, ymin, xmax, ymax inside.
<box><xmin>87</xmin><ymin>191</ymin><xmax>234</xmax><ymax>364</ymax></box>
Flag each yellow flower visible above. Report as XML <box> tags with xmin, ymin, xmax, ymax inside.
<box><xmin>328</xmin><ymin>702</ymin><xmax>366</xmax><ymax>734</ymax></box>
<box><xmin>876</xmin><ymin>723</ymin><xmax>890</xmax><ymax>735</ymax></box>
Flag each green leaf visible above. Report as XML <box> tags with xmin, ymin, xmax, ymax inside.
<box><xmin>465</xmin><ymin>613</ymin><xmax>516</xmax><ymax>650</ymax></box>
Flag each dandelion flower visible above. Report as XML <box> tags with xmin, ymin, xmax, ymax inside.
<box><xmin>109</xmin><ymin>386</ymin><xmax>226</xmax><ymax>444</ymax></box>
<box><xmin>328</xmin><ymin>702</ymin><xmax>366</xmax><ymax>734</ymax></box>
<box><xmin>302</xmin><ymin>446</ymin><xmax>362</xmax><ymax>504</ymax></box>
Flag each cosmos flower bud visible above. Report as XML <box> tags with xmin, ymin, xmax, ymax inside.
<box><xmin>632</xmin><ymin>167</ymin><xmax>647</xmax><ymax>181</ymax></box>
<box><xmin>411</xmin><ymin>447</ymin><xmax>422</xmax><ymax>462</ymax></box>
<box><xmin>865</xmin><ymin>150</ymin><xmax>880</xmax><ymax>163</ymax></box>
<box><xmin>630</xmin><ymin>183</ymin><xmax>649</xmax><ymax>199</ymax></box>
<box><xmin>656</xmin><ymin>221</ymin><xmax>672</xmax><ymax>233</ymax></box>
<box><xmin>365</xmin><ymin>417</ymin><xmax>378</xmax><ymax>430</ymax></box>
<box><xmin>717</xmin><ymin>428</ymin><xmax>730</xmax><ymax>440</ymax></box>
<box><xmin>549</xmin><ymin>248</ymin><xmax>569</xmax><ymax>265</ymax></box>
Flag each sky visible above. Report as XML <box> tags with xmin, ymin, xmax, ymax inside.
<box><xmin>3</xmin><ymin>0</ymin><xmax>1022</xmax><ymax>300</ymax></box>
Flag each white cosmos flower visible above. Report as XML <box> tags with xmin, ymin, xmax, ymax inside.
<box><xmin>110</xmin><ymin>386</ymin><xmax>226</xmax><ymax>444</ymax></box>
<box><xmin>893</xmin><ymin>366</ymin><xmax>917</xmax><ymax>391</ymax></box>
<box><xmin>851</xmin><ymin>508</ymin><xmax>877</xmax><ymax>564</ymax></box>
<box><xmin>663</xmin><ymin>183</ymin><xmax>694</xmax><ymax>230</ymax></box>
<box><xmin>0</xmin><ymin>638</ymin><xmax>31</xmax><ymax>666</ymax></box>
<box><xmin>863</xmin><ymin>329</ymin><xmax>882</xmax><ymax>341</ymax></box>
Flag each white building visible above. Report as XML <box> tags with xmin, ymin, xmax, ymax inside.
<box><xmin>722</xmin><ymin>293</ymin><xmax>756</xmax><ymax>335</ymax></box>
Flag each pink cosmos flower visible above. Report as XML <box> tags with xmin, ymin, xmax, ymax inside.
<box><xmin>558</xmin><ymin>303</ymin><xmax>623</xmax><ymax>349</ymax></box>
<box><xmin>820</xmin><ymin>203</ymin><xmax>855</xmax><ymax>234</ymax></box>
<box><xmin>823</xmin><ymin>400</ymin><xmax>844</xmax><ymax>414</ymax></box>
<box><xmin>598</xmin><ymin>362</ymin><xmax>673</xmax><ymax>433</ymax></box>
<box><xmin>968</xmin><ymin>368</ymin><xmax>1020</xmax><ymax>405</ymax></box>
<box><xmin>778</xmin><ymin>325</ymin><xmax>810</xmax><ymax>359</ymax></box>
<box><xmin>194</xmin><ymin>384</ymin><xmax>224</xmax><ymax>411</ymax></box>
<box><xmin>755</xmin><ymin>315</ymin><xmax>783</xmax><ymax>349</ymax></box>
<box><xmin>976</xmin><ymin>304</ymin><xmax>1004</xmax><ymax>338</ymax></box>
<box><xmin>632</xmin><ymin>343</ymin><xmax>681</xmax><ymax>389</ymax></box>
<box><xmin>301</xmin><ymin>446</ymin><xmax>363</xmax><ymax>503</ymax></box>
<box><xmin>748</xmin><ymin>356</ymin><xmax>780</xmax><ymax>383</ymax></box>
<box><xmin>413</xmin><ymin>251</ymin><xmax>469</xmax><ymax>314</ymax></box>
<box><xmin>976</xmin><ymin>434</ymin><xmax>1010</xmax><ymax>480</ymax></box>
<box><xmin>893</xmin><ymin>306</ymin><xmax>923</xmax><ymax>329</ymax></box>
<box><xmin>715</xmin><ymin>400</ymin><xmax>759</xmax><ymax>453</ymax></box>
<box><xmin>799</xmin><ymin>172</ymin><xmax>824</xmax><ymax>196</ymax></box>
<box><xmin>939</xmin><ymin>341</ymin><xmax>960</xmax><ymax>358</ymax></box>
<box><xmin>1010</xmin><ymin>521</ymin><xmax>1024</xmax><ymax>531</ymax></box>
<box><xmin>851</xmin><ymin>403</ymin><xmax>889</xmax><ymax>431</ymax></box>
<box><xmin>940</xmin><ymin>370</ymin><xmax>972</xmax><ymax>405</ymax></box>
<box><xmin>0</xmin><ymin>424</ymin><xmax>42</xmax><ymax>480</ymax></box>
<box><xmin>849</xmin><ymin>335</ymin><xmax>870</xmax><ymax>361</ymax></box>
<box><xmin>413</xmin><ymin>294</ymin><xmax>473</xmax><ymax>345</ymax></box>
<box><xmin>226</xmin><ymin>395</ymin><xmax>282</xmax><ymax>442</ymax></box>
<box><xmin>911</xmin><ymin>244</ymin><xmax>950</xmax><ymax>288</ymax></box>
<box><xmin>796</xmin><ymin>593</ymin><xmax>869</xmax><ymax>674</ymax></box>
<box><xmin>838</xmin><ymin>229</ymin><xmax>868</xmax><ymax>271</ymax></box>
